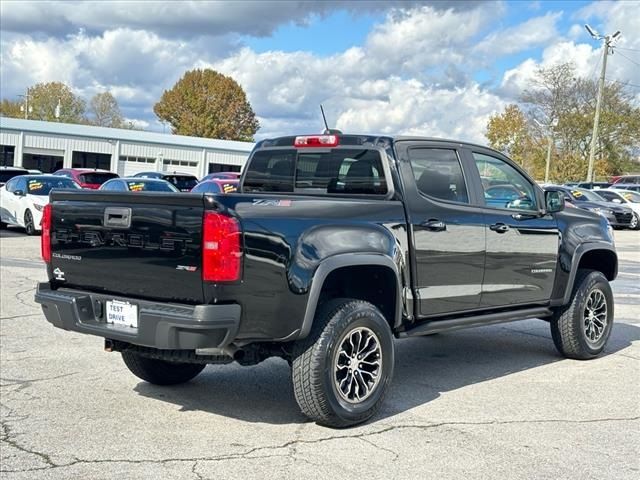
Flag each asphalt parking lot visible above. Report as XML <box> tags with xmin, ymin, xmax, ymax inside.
<box><xmin>1</xmin><ymin>228</ymin><xmax>638</xmax><ymax>479</ymax></box>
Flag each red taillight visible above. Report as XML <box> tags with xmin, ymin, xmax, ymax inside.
<box><xmin>294</xmin><ymin>135</ymin><xmax>339</xmax><ymax>148</ymax></box>
<box><xmin>41</xmin><ymin>204</ymin><xmax>52</xmax><ymax>263</ymax></box>
<box><xmin>202</xmin><ymin>211</ymin><xmax>241</xmax><ymax>282</ymax></box>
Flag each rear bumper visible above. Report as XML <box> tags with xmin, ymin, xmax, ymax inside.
<box><xmin>35</xmin><ymin>283</ymin><xmax>241</xmax><ymax>350</ymax></box>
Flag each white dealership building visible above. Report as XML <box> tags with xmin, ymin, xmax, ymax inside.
<box><xmin>0</xmin><ymin>117</ymin><xmax>254</xmax><ymax>178</ymax></box>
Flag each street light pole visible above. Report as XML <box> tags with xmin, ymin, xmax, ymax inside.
<box><xmin>585</xmin><ymin>25</ymin><xmax>620</xmax><ymax>182</ymax></box>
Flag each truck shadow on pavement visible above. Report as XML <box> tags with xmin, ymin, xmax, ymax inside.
<box><xmin>133</xmin><ymin>319</ymin><xmax>640</xmax><ymax>426</ymax></box>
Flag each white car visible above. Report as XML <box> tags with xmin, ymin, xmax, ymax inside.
<box><xmin>595</xmin><ymin>189</ymin><xmax>640</xmax><ymax>230</ymax></box>
<box><xmin>0</xmin><ymin>175</ymin><xmax>80</xmax><ymax>235</ymax></box>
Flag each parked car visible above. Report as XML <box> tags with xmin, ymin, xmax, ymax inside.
<box><xmin>37</xmin><ymin>132</ymin><xmax>618</xmax><ymax>428</ymax></box>
<box><xmin>576</xmin><ymin>182</ymin><xmax>611</xmax><ymax>190</ymax></box>
<box><xmin>199</xmin><ymin>172</ymin><xmax>242</xmax><ymax>182</ymax></box>
<box><xmin>53</xmin><ymin>168</ymin><xmax>119</xmax><ymax>189</ymax></box>
<box><xmin>0</xmin><ymin>175</ymin><xmax>80</xmax><ymax>234</ymax></box>
<box><xmin>190</xmin><ymin>179</ymin><xmax>238</xmax><ymax>194</ymax></box>
<box><xmin>594</xmin><ymin>189</ymin><xmax>640</xmax><ymax>230</ymax></box>
<box><xmin>611</xmin><ymin>174</ymin><xmax>640</xmax><ymax>185</ymax></box>
<box><xmin>544</xmin><ymin>185</ymin><xmax>634</xmax><ymax>229</ymax></box>
<box><xmin>611</xmin><ymin>183</ymin><xmax>640</xmax><ymax>193</ymax></box>
<box><xmin>99</xmin><ymin>178</ymin><xmax>180</xmax><ymax>193</ymax></box>
<box><xmin>132</xmin><ymin>172</ymin><xmax>198</xmax><ymax>192</ymax></box>
<box><xmin>0</xmin><ymin>166</ymin><xmax>29</xmax><ymax>187</ymax></box>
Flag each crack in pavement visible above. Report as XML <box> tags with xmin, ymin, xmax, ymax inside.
<box><xmin>2</xmin><ymin>416</ymin><xmax>638</xmax><ymax>474</ymax></box>
<box><xmin>0</xmin><ymin>313</ymin><xmax>41</xmax><ymax>321</ymax></box>
<box><xmin>0</xmin><ymin>372</ymin><xmax>80</xmax><ymax>391</ymax></box>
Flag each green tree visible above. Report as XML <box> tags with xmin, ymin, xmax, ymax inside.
<box><xmin>154</xmin><ymin>69</ymin><xmax>259</xmax><ymax>141</ymax></box>
<box><xmin>28</xmin><ymin>82</ymin><xmax>86</xmax><ymax>123</ymax></box>
<box><xmin>89</xmin><ymin>92</ymin><xmax>124</xmax><ymax>128</ymax></box>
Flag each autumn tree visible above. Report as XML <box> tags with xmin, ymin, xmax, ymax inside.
<box><xmin>27</xmin><ymin>82</ymin><xmax>86</xmax><ymax>123</ymax></box>
<box><xmin>89</xmin><ymin>92</ymin><xmax>124</xmax><ymax>127</ymax></box>
<box><xmin>0</xmin><ymin>99</ymin><xmax>22</xmax><ymax>118</ymax></box>
<box><xmin>154</xmin><ymin>69</ymin><xmax>259</xmax><ymax>141</ymax></box>
<box><xmin>485</xmin><ymin>104</ymin><xmax>545</xmax><ymax>177</ymax></box>
<box><xmin>487</xmin><ymin>63</ymin><xmax>640</xmax><ymax>183</ymax></box>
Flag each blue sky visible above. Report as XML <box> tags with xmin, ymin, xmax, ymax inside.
<box><xmin>0</xmin><ymin>0</ymin><xmax>638</xmax><ymax>142</ymax></box>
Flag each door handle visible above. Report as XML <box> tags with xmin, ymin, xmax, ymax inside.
<box><xmin>489</xmin><ymin>223</ymin><xmax>509</xmax><ymax>233</ymax></box>
<box><xmin>421</xmin><ymin>219</ymin><xmax>446</xmax><ymax>232</ymax></box>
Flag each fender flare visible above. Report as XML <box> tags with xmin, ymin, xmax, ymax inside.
<box><xmin>298</xmin><ymin>253</ymin><xmax>403</xmax><ymax>339</ymax></box>
<box><xmin>562</xmin><ymin>242</ymin><xmax>617</xmax><ymax>305</ymax></box>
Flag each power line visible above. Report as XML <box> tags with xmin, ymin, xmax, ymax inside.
<box><xmin>616</xmin><ymin>50</ymin><xmax>640</xmax><ymax>67</ymax></box>
<box><xmin>615</xmin><ymin>46</ymin><xmax>640</xmax><ymax>53</ymax></box>
<box><xmin>607</xmin><ymin>77</ymin><xmax>640</xmax><ymax>89</ymax></box>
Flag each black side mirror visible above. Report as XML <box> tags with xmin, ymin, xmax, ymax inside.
<box><xmin>13</xmin><ymin>189</ymin><xmax>25</xmax><ymax>197</ymax></box>
<box><xmin>545</xmin><ymin>190</ymin><xmax>564</xmax><ymax>213</ymax></box>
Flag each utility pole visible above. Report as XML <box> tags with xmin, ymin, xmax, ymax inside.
<box><xmin>535</xmin><ymin>118</ymin><xmax>557</xmax><ymax>184</ymax></box>
<box><xmin>18</xmin><ymin>89</ymin><xmax>32</xmax><ymax>119</ymax></box>
<box><xmin>585</xmin><ymin>25</ymin><xmax>621</xmax><ymax>182</ymax></box>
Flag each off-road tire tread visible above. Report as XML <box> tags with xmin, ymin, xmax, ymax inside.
<box><xmin>292</xmin><ymin>298</ymin><xmax>390</xmax><ymax>428</ymax></box>
<box><xmin>550</xmin><ymin>269</ymin><xmax>610</xmax><ymax>360</ymax></box>
<box><xmin>121</xmin><ymin>350</ymin><xmax>205</xmax><ymax>385</ymax></box>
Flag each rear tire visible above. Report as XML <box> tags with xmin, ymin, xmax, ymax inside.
<box><xmin>121</xmin><ymin>351</ymin><xmax>205</xmax><ymax>385</ymax></box>
<box><xmin>292</xmin><ymin>298</ymin><xmax>394</xmax><ymax>428</ymax></box>
<box><xmin>550</xmin><ymin>269</ymin><xmax>614</xmax><ymax>360</ymax></box>
<box><xmin>24</xmin><ymin>210</ymin><xmax>36</xmax><ymax>236</ymax></box>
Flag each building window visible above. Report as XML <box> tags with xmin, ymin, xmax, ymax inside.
<box><xmin>122</xmin><ymin>156</ymin><xmax>156</xmax><ymax>163</ymax></box>
<box><xmin>72</xmin><ymin>151</ymin><xmax>112</xmax><ymax>170</ymax></box>
<box><xmin>0</xmin><ymin>145</ymin><xmax>15</xmax><ymax>167</ymax></box>
<box><xmin>162</xmin><ymin>159</ymin><xmax>197</xmax><ymax>167</ymax></box>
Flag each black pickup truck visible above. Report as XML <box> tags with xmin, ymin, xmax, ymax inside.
<box><xmin>36</xmin><ymin>133</ymin><xmax>617</xmax><ymax>427</ymax></box>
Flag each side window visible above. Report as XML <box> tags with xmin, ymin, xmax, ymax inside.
<box><xmin>5</xmin><ymin>178</ymin><xmax>17</xmax><ymax>192</ymax></box>
<box><xmin>408</xmin><ymin>148</ymin><xmax>469</xmax><ymax>203</ymax></box>
<box><xmin>16</xmin><ymin>178</ymin><xmax>27</xmax><ymax>193</ymax></box>
<box><xmin>473</xmin><ymin>152</ymin><xmax>537</xmax><ymax>211</ymax></box>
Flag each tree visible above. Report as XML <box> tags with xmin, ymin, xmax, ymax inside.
<box><xmin>27</xmin><ymin>82</ymin><xmax>86</xmax><ymax>123</ymax></box>
<box><xmin>89</xmin><ymin>92</ymin><xmax>124</xmax><ymax>127</ymax></box>
<box><xmin>0</xmin><ymin>99</ymin><xmax>22</xmax><ymax>118</ymax></box>
<box><xmin>485</xmin><ymin>104</ymin><xmax>545</xmax><ymax>177</ymax></box>
<box><xmin>154</xmin><ymin>69</ymin><xmax>259</xmax><ymax>141</ymax></box>
<box><xmin>487</xmin><ymin>63</ymin><xmax>640</xmax><ymax>182</ymax></box>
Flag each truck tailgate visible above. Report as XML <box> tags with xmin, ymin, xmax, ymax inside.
<box><xmin>49</xmin><ymin>191</ymin><xmax>205</xmax><ymax>303</ymax></box>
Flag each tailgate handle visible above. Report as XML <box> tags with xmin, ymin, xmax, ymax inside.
<box><xmin>104</xmin><ymin>207</ymin><xmax>132</xmax><ymax>228</ymax></box>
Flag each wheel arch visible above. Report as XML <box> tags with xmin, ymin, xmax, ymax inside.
<box><xmin>299</xmin><ymin>254</ymin><xmax>403</xmax><ymax>339</ymax></box>
<box><xmin>562</xmin><ymin>243</ymin><xmax>617</xmax><ymax>305</ymax></box>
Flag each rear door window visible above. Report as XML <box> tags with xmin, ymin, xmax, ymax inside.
<box><xmin>408</xmin><ymin>148</ymin><xmax>469</xmax><ymax>203</ymax></box>
<box><xmin>243</xmin><ymin>149</ymin><xmax>388</xmax><ymax>195</ymax></box>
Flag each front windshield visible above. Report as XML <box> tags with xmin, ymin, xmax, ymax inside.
<box><xmin>568</xmin><ymin>189</ymin><xmax>604</xmax><ymax>202</ymax></box>
<box><xmin>27</xmin><ymin>177</ymin><xmax>80</xmax><ymax>195</ymax></box>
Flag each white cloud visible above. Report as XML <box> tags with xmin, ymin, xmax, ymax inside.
<box><xmin>474</xmin><ymin>12</ymin><xmax>561</xmax><ymax>56</ymax></box>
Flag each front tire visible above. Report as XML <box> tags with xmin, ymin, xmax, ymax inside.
<box><xmin>629</xmin><ymin>213</ymin><xmax>640</xmax><ymax>230</ymax></box>
<box><xmin>550</xmin><ymin>269</ymin><xmax>614</xmax><ymax>360</ymax></box>
<box><xmin>121</xmin><ymin>351</ymin><xmax>205</xmax><ymax>385</ymax></box>
<box><xmin>24</xmin><ymin>210</ymin><xmax>36</xmax><ymax>236</ymax></box>
<box><xmin>292</xmin><ymin>299</ymin><xmax>394</xmax><ymax>428</ymax></box>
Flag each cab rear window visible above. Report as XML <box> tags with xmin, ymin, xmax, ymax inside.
<box><xmin>243</xmin><ymin>149</ymin><xmax>388</xmax><ymax>195</ymax></box>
